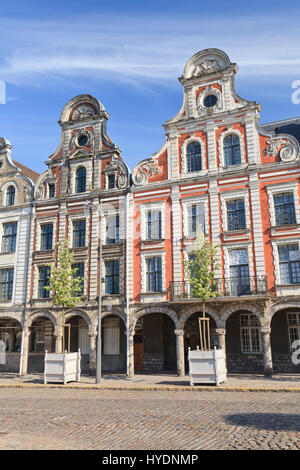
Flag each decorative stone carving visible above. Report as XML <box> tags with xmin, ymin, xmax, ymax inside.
<box><xmin>192</xmin><ymin>59</ymin><xmax>223</xmax><ymax>77</ymax></box>
<box><xmin>72</xmin><ymin>104</ymin><xmax>95</xmax><ymax>120</ymax></box>
<box><xmin>104</xmin><ymin>159</ymin><xmax>128</xmax><ymax>189</ymax></box>
<box><xmin>69</xmin><ymin>130</ymin><xmax>93</xmax><ymax>150</ymax></box>
<box><xmin>264</xmin><ymin>137</ymin><xmax>298</xmax><ymax>162</ymax></box>
<box><xmin>133</xmin><ymin>158</ymin><xmax>162</xmax><ymax>186</ymax></box>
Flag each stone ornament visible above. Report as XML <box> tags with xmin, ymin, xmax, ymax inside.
<box><xmin>192</xmin><ymin>59</ymin><xmax>223</xmax><ymax>77</ymax></box>
<box><xmin>264</xmin><ymin>137</ymin><xmax>298</xmax><ymax>162</ymax></box>
<box><xmin>69</xmin><ymin>130</ymin><xmax>93</xmax><ymax>150</ymax></box>
<box><xmin>72</xmin><ymin>104</ymin><xmax>95</xmax><ymax>120</ymax></box>
<box><xmin>104</xmin><ymin>159</ymin><xmax>128</xmax><ymax>189</ymax></box>
<box><xmin>133</xmin><ymin>158</ymin><xmax>162</xmax><ymax>185</ymax></box>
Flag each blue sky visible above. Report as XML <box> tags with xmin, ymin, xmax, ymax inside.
<box><xmin>1</xmin><ymin>0</ymin><xmax>300</xmax><ymax>174</ymax></box>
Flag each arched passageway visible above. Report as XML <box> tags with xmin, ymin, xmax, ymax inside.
<box><xmin>28</xmin><ymin>316</ymin><xmax>55</xmax><ymax>373</ymax></box>
<box><xmin>133</xmin><ymin>313</ymin><xmax>176</xmax><ymax>372</ymax></box>
<box><xmin>184</xmin><ymin>312</ymin><xmax>217</xmax><ymax>372</ymax></box>
<box><xmin>0</xmin><ymin>317</ymin><xmax>22</xmax><ymax>372</ymax></box>
<box><xmin>271</xmin><ymin>309</ymin><xmax>300</xmax><ymax>373</ymax></box>
<box><xmin>225</xmin><ymin>310</ymin><xmax>264</xmax><ymax>373</ymax></box>
<box><xmin>101</xmin><ymin>314</ymin><xmax>126</xmax><ymax>373</ymax></box>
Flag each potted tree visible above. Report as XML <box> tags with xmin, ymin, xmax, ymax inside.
<box><xmin>44</xmin><ymin>239</ymin><xmax>85</xmax><ymax>384</ymax></box>
<box><xmin>184</xmin><ymin>227</ymin><xmax>227</xmax><ymax>386</ymax></box>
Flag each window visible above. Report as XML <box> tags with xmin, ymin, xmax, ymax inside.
<box><xmin>187</xmin><ymin>204</ymin><xmax>205</xmax><ymax>237</ymax></box>
<box><xmin>203</xmin><ymin>94</ymin><xmax>217</xmax><ymax>108</ymax></box>
<box><xmin>229</xmin><ymin>249</ymin><xmax>250</xmax><ymax>295</ymax></box>
<box><xmin>6</xmin><ymin>186</ymin><xmax>15</xmax><ymax>206</ymax></box>
<box><xmin>38</xmin><ymin>266</ymin><xmax>50</xmax><ymax>298</ymax></box>
<box><xmin>72</xmin><ymin>263</ymin><xmax>84</xmax><ymax>295</ymax></box>
<box><xmin>0</xmin><ymin>268</ymin><xmax>14</xmax><ymax>300</ymax></box>
<box><xmin>48</xmin><ymin>184</ymin><xmax>55</xmax><ymax>198</ymax></box>
<box><xmin>223</xmin><ymin>134</ymin><xmax>241</xmax><ymax>166</ymax></box>
<box><xmin>40</xmin><ymin>224</ymin><xmax>53</xmax><ymax>250</ymax></box>
<box><xmin>278</xmin><ymin>244</ymin><xmax>300</xmax><ymax>284</ymax></box>
<box><xmin>77</xmin><ymin>134</ymin><xmax>88</xmax><ymax>147</ymax></box>
<box><xmin>103</xmin><ymin>317</ymin><xmax>120</xmax><ymax>355</ymax></box>
<box><xmin>108</xmin><ymin>174</ymin><xmax>116</xmax><ymax>190</ymax></box>
<box><xmin>75</xmin><ymin>167</ymin><xmax>86</xmax><ymax>193</ymax></box>
<box><xmin>2</xmin><ymin>222</ymin><xmax>17</xmax><ymax>253</ymax></box>
<box><xmin>106</xmin><ymin>214</ymin><xmax>120</xmax><ymax>244</ymax></box>
<box><xmin>287</xmin><ymin>312</ymin><xmax>300</xmax><ymax>348</ymax></box>
<box><xmin>73</xmin><ymin>220</ymin><xmax>86</xmax><ymax>248</ymax></box>
<box><xmin>105</xmin><ymin>261</ymin><xmax>120</xmax><ymax>294</ymax></box>
<box><xmin>227</xmin><ymin>199</ymin><xmax>246</xmax><ymax>231</ymax></box>
<box><xmin>146</xmin><ymin>211</ymin><xmax>162</xmax><ymax>240</ymax></box>
<box><xmin>186</xmin><ymin>142</ymin><xmax>202</xmax><ymax>173</ymax></box>
<box><xmin>146</xmin><ymin>257</ymin><xmax>162</xmax><ymax>292</ymax></box>
<box><xmin>274</xmin><ymin>193</ymin><xmax>296</xmax><ymax>226</ymax></box>
<box><xmin>240</xmin><ymin>314</ymin><xmax>262</xmax><ymax>353</ymax></box>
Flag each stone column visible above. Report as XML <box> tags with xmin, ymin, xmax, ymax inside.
<box><xmin>89</xmin><ymin>332</ymin><xmax>97</xmax><ymax>375</ymax></box>
<box><xmin>260</xmin><ymin>327</ymin><xmax>273</xmax><ymax>377</ymax></box>
<box><xmin>128</xmin><ymin>327</ymin><xmax>135</xmax><ymax>377</ymax></box>
<box><xmin>215</xmin><ymin>328</ymin><xmax>226</xmax><ymax>352</ymax></box>
<box><xmin>175</xmin><ymin>329</ymin><xmax>185</xmax><ymax>377</ymax></box>
<box><xmin>20</xmin><ymin>326</ymin><xmax>30</xmax><ymax>375</ymax></box>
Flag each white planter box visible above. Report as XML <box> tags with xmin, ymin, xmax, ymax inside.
<box><xmin>188</xmin><ymin>347</ymin><xmax>227</xmax><ymax>386</ymax></box>
<box><xmin>44</xmin><ymin>350</ymin><xmax>81</xmax><ymax>384</ymax></box>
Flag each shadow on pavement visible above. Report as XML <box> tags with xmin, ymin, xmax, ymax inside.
<box><xmin>225</xmin><ymin>413</ymin><xmax>300</xmax><ymax>432</ymax></box>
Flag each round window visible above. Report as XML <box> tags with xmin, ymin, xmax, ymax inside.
<box><xmin>77</xmin><ymin>134</ymin><xmax>88</xmax><ymax>147</ymax></box>
<box><xmin>203</xmin><ymin>94</ymin><xmax>218</xmax><ymax>108</ymax></box>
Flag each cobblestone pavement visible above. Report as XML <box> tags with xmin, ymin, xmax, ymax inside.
<box><xmin>0</xmin><ymin>388</ymin><xmax>299</xmax><ymax>450</ymax></box>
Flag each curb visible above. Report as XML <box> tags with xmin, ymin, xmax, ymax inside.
<box><xmin>0</xmin><ymin>383</ymin><xmax>299</xmax><ymax>392</ymax></box>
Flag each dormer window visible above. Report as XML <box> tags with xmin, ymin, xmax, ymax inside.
<box><xmin>48</xmin><ymin>183</ymin><xmax>55</xmax><ymax>198</ymax></box>
<box><xmin>6</xmin><ymin>186</ymin><xmax>15</xmax><ymax>206</ymax></box>
<box><xmin>186</xmin><ymin>142</ymin><xmax>202</xmax><ymax>173</ymax></box>
<box><xmin>108</xmin><ymin>174</ymin><xmax>116</xmax><ymax>190</ymax></box>
<box><xmin>75</xmin><ymin>167</ymin><xmax>86</xmax><ymax>193</ymax></box>
<box><xmin>77</xmin><ymin>134</ymin><xmax>88</xmax><ymax>147</ymax></box>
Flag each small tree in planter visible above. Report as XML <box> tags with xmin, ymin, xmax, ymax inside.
<box><xmin>184</xmin><ymin>226</ymin><xmax>220</xmax><ymax>350</ymax></box>
<box><xmin>45</xmin><ymin>239</ymin><xmax>85</xmax><ymax>353</ymax></box>
<box><xmin>184</xmin><ymin>227</ymin><xmax>227</xmax><ymax>385</ymax></box>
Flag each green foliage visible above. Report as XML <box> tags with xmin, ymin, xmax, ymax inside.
<box><xmin>184</xmin><ymin>226</ymin><xmax>220</xmax><ymax>301</ymax></box>
<box><xmin>45</xmin><ymin>239</ymin><xmax>85</xmax><ymax>318</ymax></box>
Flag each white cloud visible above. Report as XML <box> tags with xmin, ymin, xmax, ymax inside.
<box><xmin>0</xmin><ymin>13</ymin><xmax>299</xmax><ymax>86</ymax></box>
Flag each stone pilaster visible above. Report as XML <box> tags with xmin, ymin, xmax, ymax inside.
<box><xmin>215</xmin><ymin>328</ymin><xmax>226</xmax><ymax>352</ymax></box>
<box><xmin>175</xmin><ymin>329</ymin><xmax>185</xmax><ymax>376</ymax></box>
<box><xmin>260</xmin><ymin>327</ymin><xmax>273</xmax><ymax>377</ymax></box>
<box><xmin>20</xmin><ymin>326</ymin><xmax>30</xmax><ymax>375</ymax></box>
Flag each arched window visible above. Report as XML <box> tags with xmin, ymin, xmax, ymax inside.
<box><xmin>186</xmin><ymin>142</ymin><xmax>202</xmax><ymax>173</ymax></box>
<box><xmin>223</xmin><ymin>134</ymin><xmax>241</xmax><ymax>166</ymax></box>
<box><xmin>6</xmin><ymin>185</ymin><xmax>15</xmax><ymax>206</ymax></box>
<box><xmin>75</xmin><ymin>167</ymin><xmax>86</xmax><ymax>193</ymax></box>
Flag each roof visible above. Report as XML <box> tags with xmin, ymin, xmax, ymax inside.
<box><xmin>261</xmin><ymin>117</ymin><xmax>300</xmax><ymax>144</ymax></box>
<box><xmin>12</xmin><ymin>160</ymin><xmax>40</xmax><ymax>183</ymax></box>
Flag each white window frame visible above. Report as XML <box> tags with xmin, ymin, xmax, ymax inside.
<box><xmin>182</xmin><ymin>196</ymin><xmax>208</xmax><ymax>238</ymax></box>
<box><xmin>140</xmin><ymin>251</ymin><xmax>165</xmax><ymax>293</ymax></box>
<box><xmin>1</xmin><ymin>181</ymin><xmax>18</xmax><ymax>207</ymax></box>
<box><xmin>240</xmin><ymin>313</ymin><xmax>263</xmax><ymax>354</ymax></box>
<box><xmin>272</xmin><ymin>238</ymin><xmax>300</xmax><ymax>286</ymax></box>
<box><xmin>140</xmin><ymin>202</ymin><xmax>165</xmax><ymax>241</ymax></box>
<box><xmin>220</xmin><ymin>189</ymin><xmax>250</xmax><ymax>233</ymax></box>
<box><xmin>287</xmin><ymin>312</ymin><xmax>300</xmax><ymax>350</ymax></box>
<box><xmin>37</xmin><ymin>218</ymin><xmax>56</xmax><ymax>251</ymax></box>
<box><xmin>267</xmin><ymin>182</ymin><xmax>300</xmax><ymax>228</ymax></box>
<box><xmin>218</xmin><ymin>128</ymin><xmax>246</xmax><ymax>170</ymax></box>
<box><xmin>180</xmin><ymin>136</ymin><xmax>207</xmax><ymax>176</ymax></box>
<box><xmin>70</xmin><ymin>160</ymin><xmax>92</xmax><ymax>195</ymax></box>
<box><xmin>223</xmin><ymin>242</ymin><xmax>254</xmax><ymax>281</ymax></box>
<box><xmin>68</xmin><ymin>215</ymin><xmax>87</xmax><ymax>248</ymax></box>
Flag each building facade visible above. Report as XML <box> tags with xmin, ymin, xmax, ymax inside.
<box><xmin>1</xmin><ymin>48</ymin><xmax>300</xmax><ymax>377</ymax></box>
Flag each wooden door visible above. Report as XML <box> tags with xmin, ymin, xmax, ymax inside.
<box><xmin>134</xmin><ymin>331</ymin><xmax>143</xmax><ymax>371</ymax></box>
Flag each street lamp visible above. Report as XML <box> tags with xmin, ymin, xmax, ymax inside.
<box><xmin>84</xmin><ymin>200</ymin><xmax>102</xmax><ymax>384</ymax></box>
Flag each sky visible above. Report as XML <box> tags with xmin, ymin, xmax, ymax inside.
<box><xmin>0</xmin><ymin>0</ymin><xmax>300</xmax><ymax>174</ymax></box>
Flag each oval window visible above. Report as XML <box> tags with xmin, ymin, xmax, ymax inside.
<box><xmin>77</xmin><ymin>134</ymin><xmax>88</xmax><ymax>147</ymax></box>
<box><xmin>203</xmin><ymin>94</ymin><xmax>217</xmax><ymax>108</ymax></box>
